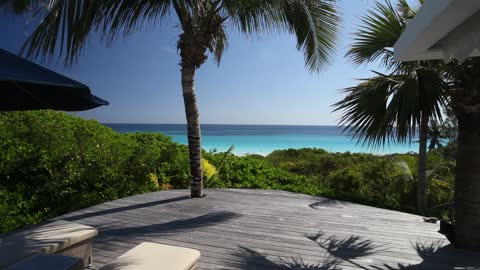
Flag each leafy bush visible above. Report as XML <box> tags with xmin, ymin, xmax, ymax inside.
<box><xmin>319</xmin><ymin>154</ymin><xmax>415</xmax><ymax>210</ymax></box>
<box><xmin>267</xmin><ymin>148</ymin><xmax>332</xmax><ymax>177</ymax></box>
<box><xmin>205</xmin><ymin>153</ymin><xmax>323</xmax><ymax>195</ymax></box>
<box><xmin>263</xmin><ymin>148</ymin><xmax>454</xmax><ymax>213</ymax></box>
<box><xmin>0</xmin><ymin>111</ymin><xmax>189</xmax><ymax>233</ymax></box>
<box><xmin>425</xmin><ymin>151</ymin><xmax>455</xmax><ymax>210</ymax></box>
<box><xmin>0</xmin><ymin>111</ymin><xmax>456</xmax><ymax>233</ymax></box>
<box><xmin>325</xmin><ymin>168</ymin><xmax>364</xmax><ymax>200</ymax></box>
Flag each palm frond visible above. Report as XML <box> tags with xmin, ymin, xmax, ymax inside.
<box><xmin>202</xmin><ymin>0</ymin><xmax>229</xmax><ymax>64</ymax></box>
<box><xmin>338</xmin><ymin>0</ymin><xmax>447</xmax><ymax>149</ymax></box>
<box><xmin>333</xmin><ymin>73</ymin><xmax>395</xmax><ymax>148</ymax></box>
<box><xmin>396</xmin><ymin>0</ymin><xmax>417</xmax><ymax>20</ymax></box>
<box><xmin>225</xmin><ymin>0</ymin><xmax>341</xmax><ymax>72</ymax></box>
<box><xmin>393</xmin><ymin>157</ymin><xmax>415</xmax><ymax>182</ymax></box>
<box><xmin>202</xmin><ymin>158</ymin><xmax>219</xmax><ymax>185</ymax></box>
<box><xmin>416</xmin><ymin>67</ymin><xmax>447</xmax><ymax>119</ymax></box>
<box><xmin>282</xmin><ymin>0</ymin><xmax>340</xmax><ymax>72</ymax></box>
<box><xmin>0</xmin><ymin>0</ymin><xmax>39</xmax><ymax>14</ymax></box>
<box><xmin>333</xmin><ymin>68</ymin><xmax>446</xmax><ymax>147</ymax></box>
<box><xmin>346</xmin><ymin>0</ymin><xmax>405</xmax><ymax>69</ymax></box>
<box><xmin>6</xmin><ymin>0</ymin><xmax>341</xmax><ymax>72</ymax></box>
<box><xmin>385</xmin><ymin>73</ymin><xmax>422</xmax><ymax>142</ymax></box>
<box><xmin>223</xmin><ymin>0</ymin><xmax>284</xmax><ymax>35</ymax></box>
<box><xmin>216</xmin><ymin>144</ymin><xmax>234</xmax><ymax>171</ymax></box>
<box><xmin>10</xmin><ymin>0</ymin><xmax>172</xmax><ymax>65</ymax></box>
<box><xmin>209</xmin><ymin>26</ymin><xmax>228</xmax><ymax>64</ymax></box>
<box><xmin>99</xmin><ymin>0</ymin><xmax>172</xmax><ymax>44</ymax></box>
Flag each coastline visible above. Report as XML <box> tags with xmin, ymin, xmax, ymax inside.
<box><xmin>104</xmin><ymin>123</ymin><xmax>419</xmax><ymax>156</ymax></box>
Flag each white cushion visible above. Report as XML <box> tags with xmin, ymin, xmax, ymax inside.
<box><xmin>100</xmin><ymin>242</ymin><xmax>201</xmax><ymax>270</ymax></box>
<box><xmin>0</xmin><ymin>220</ymin><xmax>98</xmax><ymax>267</ymax></box>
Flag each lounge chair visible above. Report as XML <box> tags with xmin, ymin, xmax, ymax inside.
<box><xmin>100</xmin><ymin>242</ymin><xmax>201</xmax><ymax>270</ymax></box>
<box><xmin>0</xmin><ymin>220</ymin><xmax>98</xmax><ymax>268</ymax></box>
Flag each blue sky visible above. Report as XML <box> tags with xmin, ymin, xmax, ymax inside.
<box><xmin>1</xmin><ymin>0</ymin><xmax>392</xmax><ymax>125</ymax></box>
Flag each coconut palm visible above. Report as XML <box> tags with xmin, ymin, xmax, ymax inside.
<box><xmin>1</xmin><ymin>0</ymin><xmax>341</xmax><ymax>197</ymax></box>
<box><xmin>333</xmin><ymin>0</ymin><xmax>446</xmax><ymax>211</ymax></box>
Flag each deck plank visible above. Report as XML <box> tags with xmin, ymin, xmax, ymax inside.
<box><xmin>57</xmin><ymin>189</ymin><xmax>480</xmax><ymax>270</ymax></box>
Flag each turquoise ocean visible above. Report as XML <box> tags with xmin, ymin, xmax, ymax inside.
<box><xmin>105</xmin><ymin>124</ymin><xmax>418</xmax><ymax>155</ymax></box>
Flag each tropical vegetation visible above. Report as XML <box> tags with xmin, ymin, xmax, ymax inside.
<box><xmin>0</xmin><ymin>111</ymin><xmax>456</xmax><ymax>234</ymax></box>
<box><xmin>2</xmin><ymin>0</ymin><xmax>480</xmax><ymax>250</ymax></box>
<box><xmin>334</xmin><ymin>0</ymin><xmax>480</xmax><ymax>249</ymax></box>
<box><xmin>333</xmin><ymin>0</ymin><xmax>446</xmax><ymax>213</ymax></box>
<box><xmin>1</xmin><ymin>0</ymin><xmax>341</xmax><ymax>198</ymax></box>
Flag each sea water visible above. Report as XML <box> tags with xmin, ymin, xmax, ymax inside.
<box><xmin>104</xmin><ymin>124</ymin><xmax>418</xmax><ymax>155</ymax></box>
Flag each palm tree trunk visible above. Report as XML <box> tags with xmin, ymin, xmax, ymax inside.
<box><xmin>181</xmin><ymin>66</ymin><xmax>203</xmax><ymax>198</ymax></box>
<box><xmin>454</xmin><ymin>110</ymin><xmax>480</xmax><ymax>250</ymax></box>
<box><xmin>417</xmin><ymin>112</ymin><xmax>428</xmax><ymax>212</ymax></box>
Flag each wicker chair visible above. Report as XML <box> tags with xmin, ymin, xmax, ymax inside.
<box><xmin>0</xmin><ymin>220</ymin><xmax>98</xmax><ymax>268</ymax></box>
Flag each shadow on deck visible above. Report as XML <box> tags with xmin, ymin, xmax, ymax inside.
<box><xmin>56</xmin><ymin>189</ymin><xmax>479</xmax><ymax>270</ymax></box>
<box><xmin>232</xmin><ymin>232</ymin><xmax>478</xmax><ymax>270</ymax></box>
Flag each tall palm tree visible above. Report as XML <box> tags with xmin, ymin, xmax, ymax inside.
<box><xmin>1</xmin><ymin>0</ymin><xmax>341</xmax><ymax>197</ymax></box>
<box><xmin>333</xmin><ymin>0</ymin><xmax>446</xmax><ymax>211</ymax></box>
<box><xmin>443</xmin><ymin>57</ymin><xmax>480</xmax><ymax>249</ymax></box>
<box><xmin>336</xmin><ymin>0</ymin><xmax>480</xmax><ymax>249</ymax></box>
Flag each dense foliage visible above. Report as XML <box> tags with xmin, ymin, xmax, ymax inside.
<box><xmin>0</xmin><ymin>111</ymin><xmax>190</xmax><ymax>232</ymax></box>
<box><xmin>264</xmin><ymin>148</ymin><xmax>455</xmax><ymax>214</ymax></box>
<box><xmin>0</xmin><ymin>111</ymin><xmax>455</xmax><ymax>233</ymax></box>
<box><xmin>204</xmin><ymin>153</ymin><xmax>322</xmax><ymax>195</ymax></box>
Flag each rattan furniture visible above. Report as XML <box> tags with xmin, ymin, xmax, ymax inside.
<box><xmin>0</xmin><ymin>220</ymin><xmax>98</xmax><ymax>268</ymax></box>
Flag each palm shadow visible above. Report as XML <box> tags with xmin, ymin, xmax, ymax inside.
<box><xmin>305</xmin><ymin>231</ymin><xmax>382</xmax><ymax>270</ymax></box>
<box><xmin>231</xmin><ymin>247</ymin><xmax>341</xmax><ymax>270</ymax></box>
<box><xmin>370</xmin><ymin>241</ymin><xmax>480</xmax><ymax>270</ymax></box>
<box><xmin>229</xmin><ymin>231</ymin><xmax>379</xmax><ymax>269</ymax></box>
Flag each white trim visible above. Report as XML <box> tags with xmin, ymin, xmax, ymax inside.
<box><xmin>394</xmin><ymin>0</ymin><xmax>480</xmax><ymax>61</ymax></box>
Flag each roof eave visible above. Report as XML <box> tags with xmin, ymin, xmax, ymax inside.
<box><xmin>394</xmin><ymin>0</ymin><xmax>480</xmax><ymax>62</ymax></box>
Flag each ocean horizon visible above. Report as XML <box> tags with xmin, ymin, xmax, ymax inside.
<box><xmin>104</xmin><ymin>123</ymin><xmax>418</xmax><ymax>155</ymax></box>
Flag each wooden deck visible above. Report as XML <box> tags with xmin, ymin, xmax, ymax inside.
<box><xmin>57</xmin><ymin>189</ymin><xmax>479</xmax><ymax>270</ymax></box>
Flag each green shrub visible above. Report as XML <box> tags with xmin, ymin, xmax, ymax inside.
<box><xmin>325</xmin><ymin>168</ymin><xmax>363</xmax><ymax>200</ymax></box>
<box><xmin>206</xmin><ymin>153</ymin><xmax>323</xmax><ymax>195</ymax></box>
<box><xmin>0</xmin><ymin>111</ymin><xmax>189</xmax><ymax>233</ymax></box>
<box><xmin>0</xmin><ymin>111</ymin><xmax>456</xmax><ymax>233</ymax></box>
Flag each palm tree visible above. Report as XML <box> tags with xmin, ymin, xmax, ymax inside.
<box><xmin>336</xmin><ymin>0</ymin><xmax>480</xmax><ymax>249</ymax></box>
<box><xmin>333</xmin><ymin>0</ymin><xmax>446</xmax><ymax>212</ymax></box>
<box><xmin>427</xmin><ymin>120</ymin><xmax>444</xmax><ymax>151</ymax></box>
<box><xmin>1</xmin><ymin>0</ymin><xmax>341</xmax><ymax>197</ymax></box>
<box><xmin>443</xmin><ymin>57</ymin><xmax>480</xmax><ymax>249</ymax></box>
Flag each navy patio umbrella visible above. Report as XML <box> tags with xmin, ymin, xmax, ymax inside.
<box><xmin>0</xmin><ymin>48</ymin><xmax>108</xmax><ymax>111</ymax></box>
